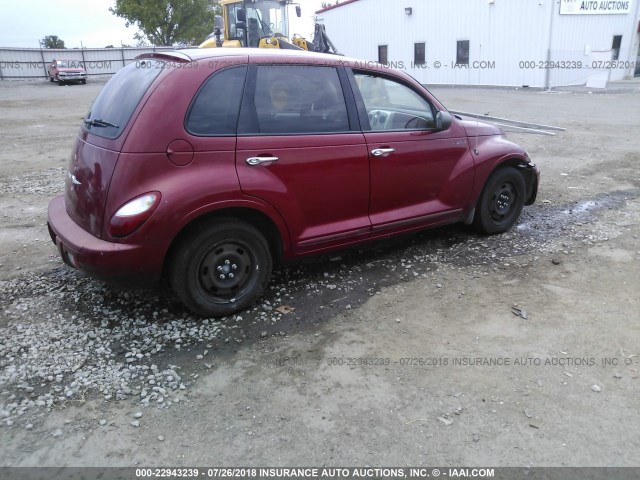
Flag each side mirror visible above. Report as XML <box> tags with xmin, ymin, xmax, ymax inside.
<box><xmin>236</xmin><ymin>8</ymin><xmax>246</xmax><ymax>22</ymax></box>
<box><xmin>296</xmin><ymin>5</ymin><xmax>302</xmax><ymax>17</ymax></box>
<box><xmin>214</xmin><ymin>14</ymin><xmax>224</xmax><ymax>29</ymax></box>
<box><xmin>435</xmin><ymin>110</ymin><xmax>453</xmax><ymax>131</ymax></box>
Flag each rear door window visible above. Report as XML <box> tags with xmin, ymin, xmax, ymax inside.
<box><xmin>185</xmin><ymin>66</ymin><xmax>247</xmax><ymax>136</ymax></box>
<box><xmin>251</xmin><ymin>66</ymin><xmax>350</xmax><ymax>134</ymax></box>
<box><xmin>84</xmin><ymin>59</ymin><xmax>164</xmax><ymax>139</ymax></box>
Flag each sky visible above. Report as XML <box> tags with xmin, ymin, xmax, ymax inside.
<box><xmin>0</xmin><ymin>0</ymin><xmax>327</xmax><ymax>49</ymax></box>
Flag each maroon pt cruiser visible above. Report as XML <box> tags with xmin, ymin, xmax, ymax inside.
<box><xmin>47</xmin><ymin>48</ymin><xmax>539</xmax><ymax>316</ymax></box>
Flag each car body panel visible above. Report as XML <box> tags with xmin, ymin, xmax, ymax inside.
<box><xmin>364</xmin><ymin>127</ymin><xmax>473</xmax><ymax>231</ymax></box>
<box><xmin>467</xmin><ymin>132</ymin><xmax>532</xmax><ymax>203</ymax></box>
<box><xmin>104</xmin><ymin>150</ymin><xmax>239</xmax><ymax>244</ymax></box>
<box><xmin>64</xmin><ymin>138</ymin><xmax>119</xmax><ymax>238</ymax></box>
<box><xmin>48</xmin><ymin>195</ymin><xmax>169</xmax><ymax>282</ymax></box>
<box><xmin>459</xmin><ymin>119</ymin><xmax>504</xmax><ymax>137</ymax></box>
<box><xmin>236</xmin><ymin>133</ymin><xmax>371</xmax><ymax>253</ymax></box>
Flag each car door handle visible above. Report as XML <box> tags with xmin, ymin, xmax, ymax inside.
<box><xmin>246</xmin><ymin>156</ymin><xmax>279</xmax><ymax>166</ymax></box>
<box><xmin>371</xmin><ymin>148</ymin><xmax>395</xmax><ymax>157</ymax></box>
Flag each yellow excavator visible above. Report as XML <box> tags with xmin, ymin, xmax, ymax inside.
<box><xmin>199</xmin><ymin>0</ymin><xmax>339</xmax><ymax>54</ymax></box>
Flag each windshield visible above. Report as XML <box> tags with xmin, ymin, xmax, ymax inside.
<box><xmin>251</xmin><ymin>1</ymin><xmax>288</xmax><ymax>37</ymax></box>
<box><xmin>84</xmin><ymin>59</ymin><xmax>164</xmax><ymax>139</ymax></box>
<box><xmin>226</xmin><ymin>1</ymin><xmax>288</xmax><ymax>46</ymax></box>
<box><xmin>55</xmin><ymin>60</ymin><xmax>85</xmax><ymax>69</ymax></box>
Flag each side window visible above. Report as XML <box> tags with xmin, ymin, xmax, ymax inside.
<box><xmin>414</xmin><ymin>43</ymin><xmax>426</xmax><ymax>66</ymax></box>
<box><xmin>253</xmin><ymin>66</ymin><xmax>350</xmax><ymax>134</ymax></box>
<box><xmin>378</xmin><ymin>45</ymin><xmax>388</xmax><ymax>65</ymax></box>
<box><xmin>353</xmin><ymin>71</ymin><xmax>435</xmax><ymax>131</ymax></box>
<box><xmin>456</xmin><ymin>40</ymin><xmax>470</xmax><ymax>66</ymax></box>
<box><xmin>186</xmin><ymin>66</ymin><xmax>247</xmax><ymax>136</ymax></box>
<box><xmin>611</xmin><ymin>35</ymin><xmax>622</xmax><ymax>61</ymax></box>
<box><xmin>226</xmin><ymin>3</ymin><xmax>244</xmax><ymax>42</ymax></box>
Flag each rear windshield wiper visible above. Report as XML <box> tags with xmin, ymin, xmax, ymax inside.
<box><xmin>84</xmin><ymin>118</ymin><xmax>120</xmax><ymax>128</ymax></box>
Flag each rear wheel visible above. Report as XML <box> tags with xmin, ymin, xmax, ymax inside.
<box><xmin>169</xmin><ymin>219</ymin><xmax>272</xmax><ymax>317</ymax></box>
<box><xmin>473</xmin><ymin>166</ymin><xmax>526</xmax><ymax>234</ymax></box>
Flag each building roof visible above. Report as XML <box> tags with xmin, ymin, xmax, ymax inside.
<box><xmin>315</xmin><ymin>0</ymin><xmax>360</xmax><ymax>15</ymax></box>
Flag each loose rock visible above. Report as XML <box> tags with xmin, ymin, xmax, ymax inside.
<box><xmin>438</xmin><ymin>416</ymin><xmax>453</xmax><ymax>426</ymax></box>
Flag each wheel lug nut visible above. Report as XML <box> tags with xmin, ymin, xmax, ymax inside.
<box><xmin>229</xmin><ymin>273</ymin><xmax>235</xmax><ymax>279</ymax></box>
<box><xmin>217</xmin><ymin>266</ymin><xmax>223</xmax><ymax>272</ymax></box>
<box><xmin>224</xmin><ymin>260</ymin><xmax>230</xmax><ymax>265</ymax></box>
<box><xmin>232</xmin><ymin>264</ymin><xmax>237</xmax><ymax>270</ymax></box>
<box><xmin>219</xmin><ymin>274</ymin><xmax>226</xmax><ymax>280</ymax></box>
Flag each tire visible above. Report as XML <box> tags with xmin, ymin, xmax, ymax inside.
<box><xmin>473</xmin><ymin>166</ymin><xmax>526</xmax><ymax>234</ymax></box>
<box><xmin>49</xmin><ymin>76</ymin><xmax>54</xmax><ymax>83</ymax></box>
<box><xmin>169</xmin><ymin>219</ymin><xmax>272</xmax><ymax>317</ymax></box>
<box><xmin>81</xmin><ymin>79</ymin><xmax>86</xmax><ymax>85</ymax></box>
<box><xmin>57</xmin><ymin>79</ymin><xmax>65</xmax><ymax>86</ymax></box>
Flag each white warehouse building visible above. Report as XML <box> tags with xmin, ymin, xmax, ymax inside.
<box><xmin>315</xmin><ymin>0</ymin><xmax>640</xmax><ymax>88</ymax></box>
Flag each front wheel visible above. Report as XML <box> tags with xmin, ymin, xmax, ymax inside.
<box><xmin>473</xmin><ymin>166</ymin><xmax>526</xmax><ymax>234</ymax></box>
<box><xmin>169</xmin><ymin>219</ymin><xmax>272</xmax><ymax>317</ymax></box>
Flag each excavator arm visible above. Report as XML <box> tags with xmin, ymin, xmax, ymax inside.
<box><xmin>310</xmin><ymin>23</ymin><xmax>340</xmax><ymax>55</ymax></box>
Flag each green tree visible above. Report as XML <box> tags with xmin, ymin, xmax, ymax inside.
<box><xmin>110</xmin><ymin>0</ymin><xmax>221</xmax><ymax>46</ymax></box>
<box><xmin>40</xmin><ymin>35</ymin><xmax>65</xmax><ymax>49</ymax></box>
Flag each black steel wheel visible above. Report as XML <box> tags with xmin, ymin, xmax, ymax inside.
<box><xmin>473</xmin><ymin>166</ymin><xmax>526</xmax><ymax>234</ymax></box>
<box><xmin>169</xmin><ymin>219</ymin><xmax>272</xmax><ymax>316</ymax></box>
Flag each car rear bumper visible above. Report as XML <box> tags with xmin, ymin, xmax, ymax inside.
<box><xmin>47</xmin><ymin>195</ymin><xmax>169</xmax><ymax>284</ymax></box>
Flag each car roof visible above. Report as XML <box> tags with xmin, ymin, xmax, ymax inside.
<box><xmin>139</xmin><ymin>47</ymin><xmax>363</xmax><ymax>66</ymax></box>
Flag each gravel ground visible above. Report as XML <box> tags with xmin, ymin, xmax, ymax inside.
<box><xmin>0</xmin><ymin>78</ymin><xmax>638</xmax><ymax>468</ymax></box>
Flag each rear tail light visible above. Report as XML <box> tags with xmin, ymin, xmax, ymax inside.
<box><xmin>109</xmin><ymin>192</ymin><xmax>161</xmax><ymax>237</ymax></box>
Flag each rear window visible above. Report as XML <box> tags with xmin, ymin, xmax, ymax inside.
<box><xmin>84</xmin><ymin>59</ymin><xmax>164</xmax><ymax>139</ymax></box>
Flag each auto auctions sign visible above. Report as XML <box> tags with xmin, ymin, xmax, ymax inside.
<box><xmin>560</xmin><ymin>0</ymin><xmax>633</xmax><ymax>14</ymax></box>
